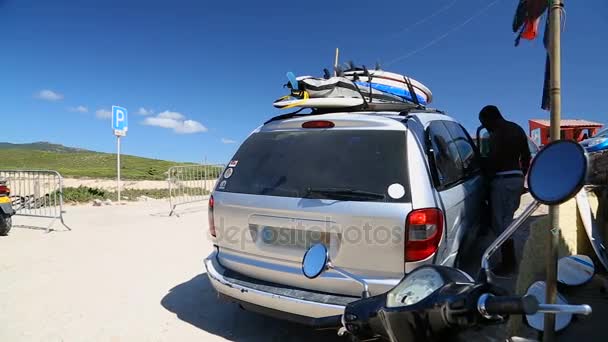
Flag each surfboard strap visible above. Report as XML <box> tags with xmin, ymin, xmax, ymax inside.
<box><xmin>276</xmin><ymin>91</ymin><xmax>310</xmax><ymax>109</ymax></box>
<box><xmin>403</xmin><ymin>76</ymin><xmax>420</xmax><ymax>107</ymax></box>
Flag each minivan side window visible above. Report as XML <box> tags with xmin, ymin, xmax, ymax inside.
<box><xmin>427</xmin><ymin>121</ymin><xmax>464</xmax><ymax>187</ymax></box>
<box><xmin>443</xmin><ymin>121</ymin><xmax>480</xmax><ymax>177</ymax></box>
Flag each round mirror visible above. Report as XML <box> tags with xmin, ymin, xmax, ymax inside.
<box><xmin>528</xmin><ymin>140</ymin><xmax>587</xmax><ymax>205</ymax></box>
<box><xmin>558</xmin><ymin>255</ymin><xmax>595</xmax><ymax>286</ymax></box>
<box><xmin>525</xmin><ymin>281</ymin><xmax>572</xmax><ymax>331</ymax></box>
<box><xmin>302</xmin><ymin>243</ymin><xmax>328</xmax><ymax>279</ymax></box>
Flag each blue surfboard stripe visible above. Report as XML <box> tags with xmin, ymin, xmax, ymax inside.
<box><xmin>355</xmin><ymin>81</ymin><xmax>427</xmax><ymax>105</ymax></box>
<box><xmin>569</xmin><ymin>255</ymin><xmax>594</xmax><ymax>268</ymax></box>
<box><xmin>586</xmin><ymin>138</ymin><xmax>608</xmax><ymax>152</ymax></box>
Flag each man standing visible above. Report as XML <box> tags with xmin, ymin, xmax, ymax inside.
<box><xmin>479</xmin><ymin>105</ymin><xmax>531</xmax><ymax>274</ymax></box>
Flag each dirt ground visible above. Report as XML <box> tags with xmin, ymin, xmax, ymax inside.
<box><xmin>0</xmin><ymin>196</ymin><xmax>543</xmax><ymax>342</ymax></box>
<box><xmin>0</xmin><ymin>199</ymin><xmax>339</xmax><ymax>342</ymax></box>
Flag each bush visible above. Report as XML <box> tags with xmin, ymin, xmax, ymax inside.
<box><xmin>61</xmin><ymin>186</ymin><xmax>209</xmax><ymax>203</ymax></box>
<box><xmin>62</xmin><ymin>186</ymin><xmax>109</xmax><ymax>203</ymax></box>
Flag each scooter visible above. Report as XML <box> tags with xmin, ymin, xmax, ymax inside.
<box><xmin>0</xmin><ymin>177</ymin><xmax>14</xmax><ymax>236</ymax></box>
<box><xmin>301</xmin><ymin>140</ymin><xmax>593</xmax><ymax>341</ymax></box>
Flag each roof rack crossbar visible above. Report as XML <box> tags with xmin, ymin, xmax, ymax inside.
<box><xmin>264</xmin><ymin>108</ymin><xmax>310</xmax><ymax>124</ymax></box>
<box><xmin>264</xmin><ymin>103</ymin><xmax>446</xmax><ymax>124</ymax></box>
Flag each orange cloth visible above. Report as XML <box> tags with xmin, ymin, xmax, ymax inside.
<box><xmin>521</xmin><ymin>18</ymin><xmax>540</xmax><ymax>40</ymax></box>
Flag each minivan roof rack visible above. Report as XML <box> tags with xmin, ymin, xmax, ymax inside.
<box><xmin>264</xmin><ymin>102</ymin><xmax>446</xmax><ymax>124</ymax></box>
<box><xmin>264</xmin><ymin>108</ymin><xmax>312</xmax><ymax>124</ymax></box>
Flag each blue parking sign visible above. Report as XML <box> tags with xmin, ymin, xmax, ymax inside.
<box><xmin>112</xmin><ymin>106</ymin><xmax>128</xmax><ymax>135</ymax></box>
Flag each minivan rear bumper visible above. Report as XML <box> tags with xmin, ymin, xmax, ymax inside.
<box><xmin>204</xmin><ymin>249</ymin><xmax>356</xmax><ymax>327</ymax></box>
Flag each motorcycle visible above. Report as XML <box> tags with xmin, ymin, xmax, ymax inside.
<box><xmin>0</xmin><ymin>177</ymin><xmax>14</xmax><ymax>236</ymax></box>
<box><xmin>301</xmin><ymin>140</ymin><xmax>593</xmax><ymax>341</ymax></box>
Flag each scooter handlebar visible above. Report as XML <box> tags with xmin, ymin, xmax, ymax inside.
<box><xmin>478</xmin><ymin>294</ymin><xmax>539</xmax><ymax>318</ymax></box>
<box><xmin>478</xmin><ymin>293</ymin><xmax>593</xmax><ymax>318</ymax></box>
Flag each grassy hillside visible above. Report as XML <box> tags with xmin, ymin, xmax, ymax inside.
<box><xmin>0</xmin><ymin>142</ymin><xmax>195</xmax><ymax>180</ymax></box>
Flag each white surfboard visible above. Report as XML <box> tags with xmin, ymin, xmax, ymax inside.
<box><xmin>525</xmin><ymin>281</ymin><xmax>573</xmax><ymax>331</ymax></box>
<box><xmin>343</xmin><ymin>70</ymin><xmax>433</xmax><ymax>104</ymax></box>
<box><xmin>273</xmin><ymin>97</ymin><xmax>365</xmax><ymax>109</ymax></box>
<box><xmin>558</xmin><ymin>255</ymin><xmax>595</xmax><ymax>286</ymax></box>
<box><xmin>575</xmin><ymin>189</ymin><xmax>608</xmax><ymax>271</ymax></box>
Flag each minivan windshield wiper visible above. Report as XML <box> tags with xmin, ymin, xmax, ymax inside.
<box><xmin>304</xmin><ymin>187</ymin><xmax>385</xmax><ymax>200</ymax></box>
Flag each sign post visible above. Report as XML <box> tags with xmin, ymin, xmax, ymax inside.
<box><xmin>112</xmin><ymin>106</ymin><xmax>128</xmax><ymax>203</ymax></box>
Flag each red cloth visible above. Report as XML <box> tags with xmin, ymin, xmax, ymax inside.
<box><xmin>521</xmin><ymin>18</ymin><xmax>540</xmax><ymax>40</ymax></box>
<box><xmin>513</xmin><ymin>0</ymin><xmax>547</xmax><ymax>33</ymax></box>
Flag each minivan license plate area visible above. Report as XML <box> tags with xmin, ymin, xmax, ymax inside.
<box><xmin>249</xmin><ymin>225</ymin><xmax>331</xmax><ymax>250</ymax></box>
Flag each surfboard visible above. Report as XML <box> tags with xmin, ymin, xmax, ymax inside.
<box><xmin>343</xmin><ymin>69</ymin><xmax>433</xmax><ymax>104</ymax></box>
<box><xmin>525</xmin><ymin>281</ymin><xmax>572</xmax><ymax>331</ymax></box>
<box><xmin>286</xmin><ymin>72</ymin><xmax>299</xmax><ymax>90</ymax></box>
<box><xmin>575</xmin><ymin>189</ymin><xmax>608</xmax><ymax>272</ymax></box>
<box><xmin>354</xmin><ymin>81</ymin><xmax>427</xmax><ymax>105</ymax></box>
<box><xmin>273</xmin><ymin>97</ymin><xmax>365</xmax><ymax>109</ymax></box>
<box><xmin>557</xmin><ymin>255</ymin><xmax>595</xmax><ymax>286</ymax></box>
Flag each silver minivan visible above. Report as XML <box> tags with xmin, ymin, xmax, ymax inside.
<box><xmin>204</xmin><ymin>109</ymin><xmax>484</xmax><ymax>327</ymax></box>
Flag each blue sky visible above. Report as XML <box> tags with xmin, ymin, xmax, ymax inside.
<box><xmin>1</xmin><ymin>0</ymin><xmax>606</xmax><ymax>163</ymax></box>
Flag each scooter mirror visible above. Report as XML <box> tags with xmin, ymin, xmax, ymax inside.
<box><xmin>558</xmin><ymin>255</ymin><xmax>595</xmax><ymax>286</ymax></box>
<box><xmin>525</xmin><ymin>281</ymin><xmax>572</xmax><ymax>331</ymax></box>
<box><xmin>302</xmin><ymin>243</ymin><xmax>328</xmax><ymax>279</ymax></box>
<box><xmin>528</xmin><ymin>140</ymin><xmax>587</xmax><ymax>205</ymax></box>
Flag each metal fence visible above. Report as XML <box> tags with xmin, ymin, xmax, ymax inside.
<box><xmin>0</xmin><ymin>170</ymin><xmax>70</xmax><ymax>232</ymax></box>
<box><xmin>167</xmin><ymin>164</ymin><xmax>224</xmax><ymax>216</ymax></box>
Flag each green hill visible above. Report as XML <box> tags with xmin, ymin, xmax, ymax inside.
<box><xmin>0</xmin><ymin>142</ymin><xmax>194</xmax><ymax>180</ymax></box>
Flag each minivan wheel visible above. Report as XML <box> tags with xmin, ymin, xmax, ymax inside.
<box><xmin>0</xmin><ymin>215</ymin><xmax>11</xmax><ymax>236</ymax></box>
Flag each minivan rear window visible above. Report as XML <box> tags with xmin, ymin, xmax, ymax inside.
<box><xmin>217</xmin><ymin>130</ymin><xmax>409</xmax><ymax>202</ymax></box>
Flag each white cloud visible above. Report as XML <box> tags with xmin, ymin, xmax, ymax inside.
<box><xmin>68</xmin><ymin>105</ymin><xmax>88</xmax><ymax>113</ymax></box>
<box><xmin>138</xmin><ymin>107</ymin><xmax>153</xmax><ymax>115</ymax></box>
<box><xmin>177</xmin><ymin>120</ymin><xmax>207</xmax><ymax>134</ymax></box>
<box><xmin>142</xmin><ymin>110</ymin><xmax>207</xmax><ymax>134</ymax></box>
<box><xmin>221</xmin><ymin>138</ymin><xmax>237</xmax><ymax>144</ymax></box>
<box><xmin>142</xmin><ymin>117</ymin><xmax>179</xmax><ymax>129</ymax></box>
<box><xmin>36</xmin><ymin>89</ymin><xmax>64</xmax><ymax>101</ymax></box>
<box><xmin>95</xmin><ymin>109</ymin><xmax>112</xmax><ymax>119</ymax></box>
<box><xmin>157</xmin><ymin>110</ymin><xmax>185</xmax><ymax>120</ymax></box>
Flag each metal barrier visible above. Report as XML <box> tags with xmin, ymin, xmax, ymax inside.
<box><xmin>0</xmin><ymin>170</ymin><xmax>70</xmax><ymax>232</ymax></box>
<box><xmin>167</xmin><ymin>164</ymin><xmax>224</xmax><ymax>216</ymax></box>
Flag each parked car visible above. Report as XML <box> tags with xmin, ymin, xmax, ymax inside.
<box><xmin>580</xmin><ymin>127</ymin><xmax>608</xmax><ymax>153</ymax></box>
<box><xmin>204</xmin><ymin>109</ymin><xmax>484</xmax><ymax>327</ymax></box>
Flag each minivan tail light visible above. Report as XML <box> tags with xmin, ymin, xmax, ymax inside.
<box><xmin>302</xmin><ymin>120</ymin><xmax>335</xmax><ymax>129</ymax></box>
<box><xmin>405</xmin><ymin>208</ymin><xmax>443</xmax><ymax>262</ymax></box>
<box><xmin>208</xmin><ymin>195</ymin><xmax>216</xmax><ymax>237</ymax></box>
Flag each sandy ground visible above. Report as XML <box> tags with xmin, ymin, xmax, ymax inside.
<box><xmin>62</xmin><ymin>178</ymin><xmax>218</xmax><ymax>191</ymax></box>
<box><xmin>0</xmin><ymin>199</ymin><xmax>339</xmax><ymax>342</ymax></box>
<box><xmin>0</xmin><ymin>195</ymin><xmax>543</xmax><ymax>342</ymax></box>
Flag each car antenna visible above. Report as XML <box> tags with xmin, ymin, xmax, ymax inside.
<box><xmin>334</xmin><ymin>65</ymin><xmax>344</xmax><ymax>77</ymax></box>
<box><xmin>362</xmin><ymin>65</ymin><xmax>373</xmax><ymax>103</ymax></box>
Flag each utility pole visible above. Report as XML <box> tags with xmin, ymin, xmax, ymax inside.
<box><xmin>544</xmin><ymin>0</ymin><xmax>563</xmax><ymax>340</ymax></box>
